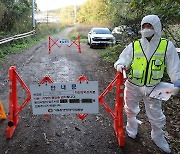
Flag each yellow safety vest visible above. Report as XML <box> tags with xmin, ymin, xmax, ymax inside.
<box><xmin>129</xmin><ymin>38</ymin><xmax>168</xmax><ymax>86</ymax></box>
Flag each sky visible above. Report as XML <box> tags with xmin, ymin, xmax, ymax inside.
<box><xmin>36</xmin><ymin>0</ymin><xmax>87</xmax><ymax>11</ymax></box>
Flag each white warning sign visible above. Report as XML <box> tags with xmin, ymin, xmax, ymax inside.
<box><xmin>30</xmin><ymin>81</ymin><xmax>98</xmax><ymax>115</ymax></box>
<box><xmin>59</xmin><ymin>38</ymin><xmax>71</xmax><ymax>46</ymax></box>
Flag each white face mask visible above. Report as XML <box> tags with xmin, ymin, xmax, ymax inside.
<box><xmin>141</xmin><ymin>28</ymin><xmax>155</xmax><ymax>37</ymax></box>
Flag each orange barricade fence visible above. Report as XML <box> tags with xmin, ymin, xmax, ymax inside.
<box><xmin>48</xmin><ymin>35</ymin><xmax>81</xmax><ymax>54</ymax></box>
<box><xmin>78</xmin><ymin>71</ymin><xmax>126</xmax><ymax>147</ymax></box>
<box><xmin>6</xmin><ymin>66</ymin><xmax>31</xmax><ymax>138</ymax></box>
<box><xmin>76</xmin><ymin>71</ymin><xmax>126</xmax><ymax>146</ymax></box>
<box><xmin>6</xmin><ymin>66</ymin><xmax>126</xmax><ymax>147</ymax></box>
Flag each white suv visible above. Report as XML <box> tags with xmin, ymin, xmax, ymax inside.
<box><xmin>88</xmin><ymin>28</ymin><xmax>116</xmax><ymax>48</ymax></box>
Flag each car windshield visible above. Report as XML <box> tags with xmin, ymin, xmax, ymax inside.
<box><xmin>92</xmin><ymin>29</ymin><xmax>111</xmax><ymax>34</ymax></box>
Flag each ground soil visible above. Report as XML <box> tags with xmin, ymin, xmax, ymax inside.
<box><xmin>0</xmin><ymin>27</ymin><xmax>179</xmax><ymax>154</ymax></box>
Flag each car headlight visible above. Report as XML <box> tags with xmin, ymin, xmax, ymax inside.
<box><xmin>92</xmin><ymin>37</ymin><xmax>96</xmax><ymax>41</ymax></box>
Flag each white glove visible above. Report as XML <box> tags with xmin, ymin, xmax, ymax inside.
<box><xmin>170</xmin><ymin>87</ymin><xmax>179</xmax><ymax>95</ymax></box>
<box><xmin>115</xmin><ymin>64</ymin><xmax>124</xmax><ymax>73</ymax></box>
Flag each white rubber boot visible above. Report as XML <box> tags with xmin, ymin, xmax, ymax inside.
<box><xmin>126</xmin><ymin>117</ymin><xmax>142</xmax><ymax>139</ymax></box>
<box><xmin>151</xmin><ymin>128</ymin><xmax>171</xmax><ymax>153</ymax></box>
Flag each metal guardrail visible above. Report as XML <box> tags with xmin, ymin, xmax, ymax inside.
<box><xmin>0</xmin><ymin>30</ymin><xmax>35</xmax><ymax>45</ymax></box>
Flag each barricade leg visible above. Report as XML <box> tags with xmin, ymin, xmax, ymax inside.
<box><xmin>78</xmin><ymin>35</ymin><xmax>81</xmax><ymax>53</ymax></box>
<box><xmin>6</xmin><ymin>66</ymin><xmax>19</xmax><ymax>138</ymax></box>
<box><xmin>6</xmin><ymin>66</ymin><xmax>31</xmax><ymax>139</ymax></box>
<box><xmin>76</xmin><ymin>75</ymin><xmax>88</xmax><ymax>120</ymax></box>
<box><xmin>114</xmin><ymin>72</ymin><xmax>125</xmax><ymax>146</ymax></box>
<box><xmin>48</xmin><ymin>36</ymin><xmax>51</xmax><ymax>54</ymax></box>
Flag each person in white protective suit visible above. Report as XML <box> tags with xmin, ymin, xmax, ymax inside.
<box><xmin>114</xmin><ymin>15</ymin><xmax>180</xmax><ymax>153</ymax></box>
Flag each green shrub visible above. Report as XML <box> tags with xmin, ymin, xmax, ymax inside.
<box><xmin>100</xmin><ymin>43</ymin><xmax>126</xmax><ymax>64</ymax></box>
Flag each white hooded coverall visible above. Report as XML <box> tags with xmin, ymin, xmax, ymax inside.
<box><xmin>114</xmin><ymin>15</ymin><xmax>180</xmax><ymax>153</ymax></box>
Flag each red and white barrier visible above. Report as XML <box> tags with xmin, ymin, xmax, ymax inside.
<box><xmin>48</xmin><ymin>35</ymin><xmax>81</xmax><ymax>54</ymax></box>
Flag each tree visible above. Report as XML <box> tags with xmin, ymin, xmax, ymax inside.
<box><xmin>0</xmin><ymin>2</ymin><xmax>7</xmax><ymax>23</ymax></box>
<box><xmin>77</xmin><ymin>0</ymin><xmax>110</xmax><ymax>25</ymax></box>
<box><xmin>0</xmin><ymin>0</ymin><xmax>32</xmax><ymax>37</ymax></box>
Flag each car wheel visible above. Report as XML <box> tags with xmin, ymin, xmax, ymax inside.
<box><xmin>87</xmin><ymin>39</ymin><xmax>90</xmax><ymax>45</ymax></box>
<box><xmin>90</xmin><ymin>40</ymin><xmax>93</xmax><ymax>48</ymax></box>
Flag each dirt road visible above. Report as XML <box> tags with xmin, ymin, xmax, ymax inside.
<box><xmin>0</xmin><ymin>27</ymin><xmax>178</xmax><ymax>154</ymax></box>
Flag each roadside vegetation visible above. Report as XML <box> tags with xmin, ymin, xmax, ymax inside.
<box><xmin>0</xmin><ymin>0</ymin><xmax>65</xmax><ymax>60</ymax></box>
<box><xmin>0</xmin><ymin>23</ymin><xmax>64</xmax><ymax>60</ymax></box>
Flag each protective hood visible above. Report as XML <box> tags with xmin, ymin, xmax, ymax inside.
<box><xmin>141</xmin><ymin>15</ymin><xmax>162</xmax><ymax>38</ymax></box>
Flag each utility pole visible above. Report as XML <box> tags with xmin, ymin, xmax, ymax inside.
<box><xmin>47</xmin><ymin>9</ymin><xmax>49</xmax><ymax>25</ymax></box>
<box><xmin>32</xmin><ymin>0</ymin><xmax>35</xmax><ymax>29</ymax></box>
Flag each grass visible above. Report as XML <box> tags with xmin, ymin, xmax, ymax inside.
<box><xmin>99</xmin><ymin>43</ymin><xmax>126</xmax><ymax>64</ymax></box>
